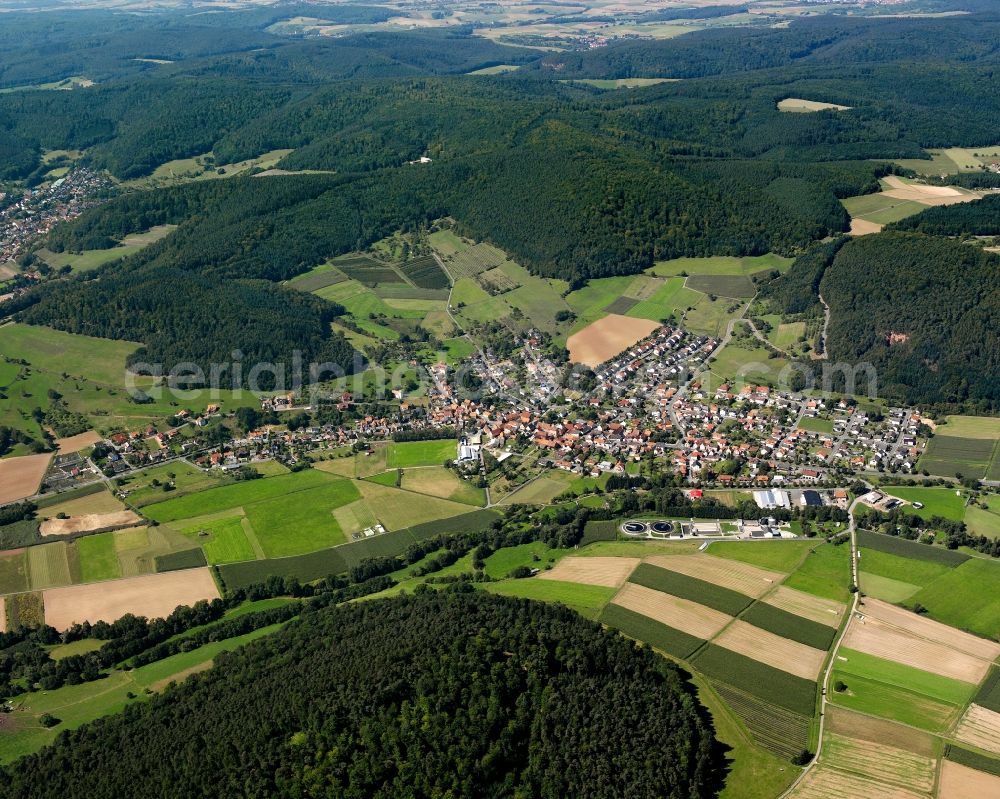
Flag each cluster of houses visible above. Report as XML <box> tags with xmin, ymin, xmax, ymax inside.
<box><xmin>0</xmin><ymin>168</ymin><xmax>111</xmax><ymax>285</ymax></box>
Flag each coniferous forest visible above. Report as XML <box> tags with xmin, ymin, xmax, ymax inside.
<box><xmin>1</xmin><ymin>589</ymin><xmax>718</xmax><ymax>799</ymax></box>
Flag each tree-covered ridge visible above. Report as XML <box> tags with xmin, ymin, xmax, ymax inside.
<box><xmin>821</xmin><ymin>232</ymin><xmax>1000</xmax><ymax>411</ymax></box>
<box><xmin>2</xmin><ymin>589</ymin><xmax>718</xmax><ymax>799</ymax></box>
<box><xmin>890</xmin><ymin>193</ymin><xmax>1000</xmax><ymax>236</ymax></box>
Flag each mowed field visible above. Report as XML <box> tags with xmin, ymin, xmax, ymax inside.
<box><xmin>566</xmin><ymin>314</ymin><xmax>659</xmax><ymax>367</ymax></box>
<box><xmin>920</xmin><ymin>415</ymin><xmax>1000</xmax><ymax>481</ymax></box>
<box><xmin>954</xmin><ymin>703</ymin><xmax>1000</xmax><ymax>755</ymax></box>
<box><xmin>645</xmin><ymin>553</ymin><xmax>785</xmax><ymax>598</ymax></box>
<box><xmin>42</xmin><ymin>568</ymin><xmax>220</xmax><ymax>629</ymax></box>
<box><xmin>938</xmin><ymin>760</ymin><xmax>1000</xmax><ymax>799</ymax></box>
<box><xmin>538</xmin><ymin>556</ymin><xmax>639</xmax><ymax>587</ymax></box>
<box><xmin>0</xmin><ymin>453</ymin><xmax>51</xmax><ymax>504</ymax></box>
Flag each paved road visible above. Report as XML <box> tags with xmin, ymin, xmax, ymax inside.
<box><xmin>778</xmin><ymin>486</ymin><xmax>866</xmax><ymax>798</ymax></box>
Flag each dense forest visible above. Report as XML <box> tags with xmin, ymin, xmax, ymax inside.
<box><xmin>2</xmin><ymin>590</ymin><xmax>720</xmax><ymax>799</ymax></box>
<box><xmin>890</xmin><ymin>193</ymin><xmax>1000</xmax><ymax>236</ymax></box>
<box><xmin>820</xmin><ymin>232</ymin><xmax>1000</xmax><ymax>411</ymax></box>
<box><xmin>3</xmin><ymin>10</ymin><xmax>1000</xmax><ymax>400</ymax></box>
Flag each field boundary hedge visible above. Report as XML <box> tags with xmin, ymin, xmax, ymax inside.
<box><xmin>628</xmin><ymin>563</ymin><xmax>752</xmax><ymax>616</ymax></box>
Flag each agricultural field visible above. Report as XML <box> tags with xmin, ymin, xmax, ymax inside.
<box><xmin>539</xmin><ymin>556</ymin><xmax>639</xmax><ymax>587</ymax></box>
<box><xmin>398</xmin><ymin>466</ymin><xmax>485</xmax><ymax>506</ymax></box>
<box><xmin>496</xmin><ymin>470</ymin><xmax>576</xmax><ymax>505</ymax></box>
<box><xmin>707</xmin><ymin>337</ymin><xmax>789</xmax><ymax>386</ymax></box>
<box><xmin>954</xmin><ymin>703</ymin><xmax>1000</xmax><ymax>756</ymax></box>
<box><xmin>939</xmin><ymin>759</ymin><xmax>1000</xmax><ymax>799</ymax></box>
<box><xmin>830</xmin><ymin>647</ymin><xmax>978</xmax><ymax>732</ymax></box>
<box><xmin>611</xmin><ymin>582</ymin><xmax>732</xmax><ymax>639</ymax></box>
<box><xmin>883</xmin><ymin>486</ymin><xmax>969</xmax><ymax>522</ymax></box>
<box><xmin>644</xmin><ymin>554</ymin><xmax>785</xmax><ymax>598</ymax></box>
<box><xmin>782</xmin><ymin>542</ymin><xmax>852</xmax><ymax>602</ymax></box>
<box><xmin>857</xmin><ymin>547</ymin><xmax>952</xmax><ymax>602</ymax></box>
<box><xmin>919</xmin><ymin>417</ymin><xmax>1000</xmax><ymax>480</ymax></box>
<box><xmin>908</xmin><ymin>558</ymin><xmax>1000</xmax><ymax>640</ymax></box>
<box><xmin>708</xmin><ymin>540</ymin><xmax>816</xmax><ymax>573</ymax></box>
<box><xmin>486</xmin><ymin>580</ymin><xmax>616</xmax><ymax>620</ymax></box>
<box><xmin>287</xmin><ymin>261</ymin><xmax>348</xmax><ymax>292</ymax></box>
<box><xmin>965</xmin><ymin>494</ymin><xmax>1000</xmax><ymax>538</ymax></box>
<box><xmin>566</xmin><ymin>314</ymin><xmax>659</xmax><ymax>367</ymax></box>
<box><xmin>896</xmin><ymin>146</ymin><xmax>1000</xmax><ymax>175</ymax></box>
<box><xmin>0</xmin><ymin>453</ymin><xmax>51</xmax><ymax>505</ymax></box>
<box><xmin>36</xmin><ymin>225</ymin><xmax>175</xmax><ymax>273</ymax></box>
<box><xmin>75</xmin><ymin>533</ymin><xmax>121</xmax><ymax>583</ymax></box>
<box><xmin>179</xmin><ymin>515</ymin><xmax>256</xmax><ymax>565</ymax></box>
<box><xmin>629</xmin><ymin>562</ymin><xmax>753</xmax><ymax>616</ymax></box>
<box><xmin>0</xmin><ymin>622</ymin><xmax>283</xmax><ymax>764</ymax></box>
<box><xmin>386</xmin><ymin>439</ymin><xmax>456</xmax><ymax>468</ymax></box>
<box><xmin>842</xmin><ymin>176</ymin><xmax>981</xmax><ymax>228</ymax></box>
<box><xmin>777</xmin><ymin>98</ymin><xmax>852</xmax><ymax>113</ymax></box>
<box><xmin>41</xmin><ymin>568</ymin><xmax>221</xmax><ymax>629</ymax></box>
<box><xmin>353</xmin><ymin>480</ymin><xmax>478</xmax><ymax>531</ymax></box>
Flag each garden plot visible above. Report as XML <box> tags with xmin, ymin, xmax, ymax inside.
<box><xmin>645</xmin><ymin>554</ymin><xmax>784</xmax><ymax>598</ymax></box>
<box><xmin>538</xmin><ymin>556</ymin><xmax>639</xmax><ymax>587</ymax></box>
<box><xmin>610</xmin><ymin>582</ymin><xmax>732</xmax><ymax>639</ymax></box>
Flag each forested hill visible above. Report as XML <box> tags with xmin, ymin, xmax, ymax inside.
<box><xmin>890</xmin><ymin>193</ymin><xmax>1000</xmax><ymax>236</ymax></box>
<box><xmin>820</xmin><ymin>232</ymin><xmax>1000</xmax><ymax>412</ymax></box>
<box><xmin>1</xmin><ymin>589</ymin><xmax>719</xmax><ymax>799</ymax></box>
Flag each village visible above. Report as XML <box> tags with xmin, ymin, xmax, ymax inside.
<box><xmin>0</xmin><ymin>167</ymin><xmax>112</xmax><ymax>301</ymax></box>
<box><xmin>66</xmin><ymin>322</ymin><xmax>930</xmax><ymax>509</ymax></box>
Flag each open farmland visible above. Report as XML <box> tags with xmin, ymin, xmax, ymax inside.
<box><xmin>763</xmin><ymin>585</ymin><xmax>845</xmax><ymax>628</ymax></box>
<box><xmin>645</xmin><ymin>554</ymin><xmax>785</xmax><ymax>598</ymax></box>
<box><xmin>830</xmin><ymin>648</ymin><xmax>976</xmax><ymax>732</ymax></box>
<box><xmin>707</xmin><ymin>540</ymin><xmax>817</xmax><ymax>573</ymax></box>
<box><xmin>629</xmin><ymin>562</ymin><xmax>753</xmax><ymax>616</ymax></box>
<box><xmin>539</xmin><ymin>556</ymin><xmax>639</xmax><ymax>587</ymax></box>
<box><xmin>711</xmin><ymin>681</ymin><xmax>811</xmax><ymax>760</ymax></box>
<box><xmin>938</xmin><ymin>759</ymin><xmax>1000</xmax><ymax>799</ymax></box>
<box><xmin>908</xmin><ymin>558</ymin><xmax>1000</xmax><ymax>641</ymax></box>
<box><xmin>740</xmin><ymin>602</ymin><xmax>836</xmax><ymax>650</ymax></box>
<box><xmin>566</xmin><ymin>314</ymin><xmax>659</xmax><ymax>367</ymax></box>
<box><xmin>486</xmin><ymin>580</ymin><xmax>615</xmax><ymax>621</ymax></box>
<box><xmin>399</xmin><ymin>466</ymin><xmax>485</xmax><ymax>506</ymax></box>
<box><xmin>713</xmin><ymin>620</ymin><xmax>826</xmax><ymax>681</ymax></box>
<box><xmin>610</xmin><ymin>582</ymin><xmax>732</xmax><ymax>639</ymax></box>
<box><xmin>496</xmin><ymin>471</ymin><xmax>575</xmax><ymax>505</ymax></box>
<box><xmin>0</xmin><ymin>453</ymin><xmax>51</xmax><ymax>505</ymax></box>
<box><xmin>353</xmin><ymin>480</ymin><xmax>479</xmax><ymax>531</ymax></box>
<box><xmin>598</xmin><ymin>603</ymin><xmax>704</xmax><ymax>660</ymax></box>
<box><xmin>788</xmin><ymin>765</ymin><xmax>929</xmax><ymax>799</ymax></box>
<box><xmin>919</xmin><ymin>428</ymin><xmax>999</xmax><ymax>480</ymax></box>
<box><xmin>39</xmin><ymin>510</ymin><xmax>142</xmax><ymax>536</ymax></box>
<box><xmin>777</xmin><ymin>98</ymin><xmax>852</xmax><ymax>112</ymax></box>
<box><xmin>386</xmin><ymin>439</ymin><xmax>456</xmax><ymax>468</ymax></box>
<box><xmin>954</xmin><ymin>703</ymin><xmax>1000</xmax><ymax>755</ymax></box>
<box><xmin>841</xmin><ymin>617</ymin><xmax>992</xmax><ymax>683</ymax></box>
<box><xmin>42</xmin><ymin>568</ymin><xmax>220</xmax><ymax>629</ymax></box>
<box><xmin>53</xmin><ymin>430</ymin><xmax>102</xmax><ymax>453</ymax></box>
<box><xmin>819</xmin><ymin>732</ymin><xmax>936</xmax><ymax>795</ymax></box>
<box><xmin>692</xmin><ymin>644</ymin><xmax>816</xmax><ymax>716</ymax></box>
